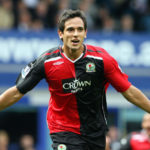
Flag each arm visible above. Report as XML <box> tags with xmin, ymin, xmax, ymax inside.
<box><xmin>103</xmin><ymin>53</ymin><xmax>150</xmax><ymax>113</ymax></box>
<box><xmin>105</xmin><ymin>135</ymin><xmax>111</xmax><ymax>150</ymax></box>
<box><xmin>0</xmin><ymin>86</ymin><xmax>24</xmax><ymax>111</ymax></box>
<box><xmin>122</xmin><ymin>85</ymin><xmax>150</xmax><ymax>113</ymax></box>
<box><xmin>0</xmin><ymin>55</ymin><xmax>45</xmax><ymax>111</ymax></box>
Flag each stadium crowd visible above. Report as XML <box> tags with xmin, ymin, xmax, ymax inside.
<box><xmin>0</xmin><ymin>0</ymin><xmax>150</xmax><ymax>32</ymax></box>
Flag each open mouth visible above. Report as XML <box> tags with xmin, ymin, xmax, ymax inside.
<box><xmin>71</xmin><ymin>39</ymin><xmax>80</xmax><ymax>45</ymax></box>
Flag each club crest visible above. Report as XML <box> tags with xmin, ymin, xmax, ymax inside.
<box><xmin>86</xmin><ymin>62</ymin><xmax>96</xmax><ymax>72</ymax></box>
<box><xmin>58</xmin><ymin>144</ymin><xmax>67</xmax><ymax>150</ymax></box>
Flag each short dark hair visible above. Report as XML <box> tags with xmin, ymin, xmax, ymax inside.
<box><xmin>58</xmin><ymin>9</ymin><xmax>87</xmax><ymax>32</ymax></box>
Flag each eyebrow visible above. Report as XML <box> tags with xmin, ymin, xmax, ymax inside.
<box><xmin>66</xmin><ymin>26</ymin><xmax>84</xmax><ymax>30</ymax></box>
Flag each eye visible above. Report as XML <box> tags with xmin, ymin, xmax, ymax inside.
<box><xmin>78</xmin><ymin>27</ymin><xmax>84</xmax><ymax>32</ymax></box>
<box><xmin>67</xmin><ymin>27</ymin><xmax>74</xmax><ymax>32</ymax></box>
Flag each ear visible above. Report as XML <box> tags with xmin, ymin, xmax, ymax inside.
<box><xmin>58</xmin><ymin>30</ymin><xmax>63</xmax><ymax>40</ymax></box>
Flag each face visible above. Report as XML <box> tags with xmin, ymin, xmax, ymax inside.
<box><xmin>58</xmin><ymin>17</ymin><xmax>87</xmax><ymax>52</ymax></box>
<box><xmin>142</xmin><ymin>114</ymin><xmax>150</xmax><ymax>136</ymax></box>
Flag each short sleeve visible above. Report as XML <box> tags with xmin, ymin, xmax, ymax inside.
<box><xmin>103</xmin><ymin>54</ymin><xmax>131</xmax><ymax>92</ymax></box>
<box><xmin>16</xmin><ymin>56</ymin><xmax>45</xmax><ymax>94</ymax></box>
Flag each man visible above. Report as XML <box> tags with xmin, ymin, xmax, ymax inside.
<box><xmin>120</xmin><ymin>113</ymin><xmax>150</xmax><ymax>150</ymax></box>
<box><xmin>108</xmin><ymin>126</ymin><xmax>121</xmax><ymax>150</ymax></box>
<box><xmin>0</xmin><ymin>130</ymin><xmax>9</xmax><ymax>150</ymax></box>
<box><xmin>0</xmin><ymin>9</ymin><xmax>150</xmax><ymax>150</ymax></box>
<box><xmin>19</xmin><ymin>134</ymin><xmax>35</xmax><ymax>150</ymax></box>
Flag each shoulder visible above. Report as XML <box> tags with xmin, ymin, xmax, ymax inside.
<box><xmin>40</xmin><ymin>47</ymin><xmax>60</xmax><ymax>58</ymax></box>
<box><xmin>85</xmin><ymin>44</ymin><xmax>114</xmax><ymax>61</ymax></box>
<box><xmin>23</xmin><ymin>47</ymin><xmax>60</xmax><ymax>71</ymax></box>
<box><xmin>85</xmin><ymin>45</ymin><xmax>119</xmax><ymax>70</ymax></box>
<box><xmin>36</xmin><ymin>46</ymin><xmax>60</xmax><ymax>63</ymax></box>
<box><xmin>86</xmin><ymin>44</ymin><xmax>108</xmax><ymax>54</ymax></box>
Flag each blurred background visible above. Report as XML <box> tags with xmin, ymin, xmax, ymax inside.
<box><xmin>0</xmin><ymin>0</ymin><xmax>150</xmax><ymax>150</ymax></box>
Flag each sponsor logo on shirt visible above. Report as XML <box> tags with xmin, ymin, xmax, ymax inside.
<box><xmin>53</xmin><ymin>61</ymin><xmax>64</xmax><ymax>65</ymax></box>
<box><xmin>62</xmin><ymin>77</ymin><xmax>91</xmax><ymax>93</ymax></box>
<box><xmin>58</xmin><ymin>144</ymin><xmax>67</xmax><ymax>150</ymax></box>
<box><xmin>86</xmin><ymin>62</ymin><xmax>96</xmax><ymax>72</ymax></box>
<box><xmin>21</xmin><ymin>65</ymin><xmax>31</xmax><ymax>78</ymax></box>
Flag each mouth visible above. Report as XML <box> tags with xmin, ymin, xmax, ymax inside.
<box><xmin>71</xmin><ymin>39</ymin><xmax>80</xmax><ymax>45</ymax></box>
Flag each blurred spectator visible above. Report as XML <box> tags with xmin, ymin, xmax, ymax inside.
<box><xmin>46</xmin><ymin>0</ymin><xmax>59</xmax><ymax>28</ymax></box>
<box><xmin>19</xmin><ymin>134</ymin><xmax>35</xmax><ymax>150</ymax></box>
<box><xmin>23</xmin><ymin>0</ymin><xmax>39</xmax><ymax>9</ymax></box>
<box><xmin>95</xmin><ymin>6</ymin><xmax>110</xmax><ymax>30</ymax></box>
<box><xmin>78</xmin><ymin>0</ymin><xmax>97</xmax><ymax>30</ymax></box>
<box><xmin>0</xmin><ymin>0</ymin><xmax>14</xmax><ymax>30</ymax></box>
<box><xmin>102</xmin><ymin>16</ymin><xmax>116</xmax><ymax>33</ymax></box>
<box><xmin>54</xmin><ymin>0</ymin><xmax>70</xmax><ymax>29</ymax></box>
<box><xmin>120</xmin><ymin>113</ymin><xmax>150</xmax><ymax>150</ymax></box>
<box><xmin>140</xmin><ymin>1</ymin><xmax>150</xmax><ymax>32</ymax></box>
<box><xmin>57</xmin><ymin>0</ymin><xmax>69</xmax><ymax>13</ymax></box>
<box><xmin>57</xmin><ymin>0</ymin><xmax>69</xmax><ymax>15</ymax></box>
<box><xmin>141</xmin><ymin>15</ymin><xmax>150</xmax><ymax>32</ymax></box>
<box><xmin>120</xmin><ymin>14</ymin><xmax>134</xmax><ymax>32</ymax></box>
<box><xmin>35</xmin><ymin>1</ymin><xmax>48</xmax><ymax>28</ymax></box>
<box><xmin>111</xmin><ymin>0</ymin><xmax>133</xmax><ymax>18</ymax></box>
<box><xmin>0</xmin><ymin>0</ymin><xmax>150</xmax><ymax>32</ymax></box>
<box><xmin>0</xmin><ymin>130</ymin><xmax>9</xmax><ymax>150</ymax></box>
<box><xmin>131</xmin><ymin>0</ymin><xmax>148</xmax><ymax>15</ymax></box>
<box><xmin>69</xmin><ymin>0</ymin><xmax>81</xmax><ymax>10</ymax></box>
<box><xmin>108</xmin><ymin>126</ymin><xmax>121</xmax><ymax>150</ymax></box>
<box><xmin>17</xmin><ymin>1</ymin><xmax>31</xmax><ymax>13</ymax></box>
<box><xmin>17</xmin><ymin>9</ymin><xmax>32</xmax><ymax>31</ymax></box>
<box><xmin>31</xmin><ymin>19</ymin><xmax>44</xmax><ymax>31</ymax></box>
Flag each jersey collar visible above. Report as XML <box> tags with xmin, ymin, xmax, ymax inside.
<box><xmin>59</xmin><ymin>44</ymin><xmax>87</xmax><ymax>63</ymax></box>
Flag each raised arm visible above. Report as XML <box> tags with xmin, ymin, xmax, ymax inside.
<box><xmin>122</xmin><ymin>85</ymin><xmax>150</xmax><ymax>113</ymax></box>
<box><xmin>0</xmin><ymin>86</ymin><xmax>24</xmax><ymax>111</ymax></box>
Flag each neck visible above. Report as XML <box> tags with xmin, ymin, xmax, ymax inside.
<box><xmin>62</xmin><ymin>45</ymin><xmax>84</xmax><ymax>60</ymax></box>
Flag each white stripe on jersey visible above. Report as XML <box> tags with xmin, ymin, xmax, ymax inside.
<box><xmin>63</xmin><ymin>52</ymin><xmax>84</xmax><ymax>63</ymax></box>
<box><xmin>86</xmin><ymin>55</ymin><xmax>103</xmax><ymax>60</ymax></box>
<box><xmin>44</xmin><ymin>56</ymin><xmax>62</xmax><ymax>63</ymax></box>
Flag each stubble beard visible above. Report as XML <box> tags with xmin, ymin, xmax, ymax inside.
<box><xmin>67</xmin><ymin>45</ymin><xmax>80</xmax><ymax>53</ymax></box>
<box><xmin>69</xmin><ymin>43</ymin><xmax>83</xmax><ymax>53</ymax></box>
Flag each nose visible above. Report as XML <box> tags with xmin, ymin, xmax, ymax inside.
<box><xmin>73</xmin><ymin>29</ymin><xmax>78</xmax><ymax>36</ymax></box>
